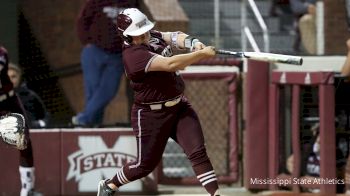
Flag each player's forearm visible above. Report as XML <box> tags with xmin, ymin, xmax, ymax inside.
<box><xmin>167</xmin><ymin>50</ymin><xmax>208</xmax><ymax>71</ymax></box>
<box><xmin>149</xmin><ymin>44</ymin><xmax>214</xmax><ymax>72</ymax></box>
<box><xmin>162</xmin><ymin>32</ymin><xmax>187</xmax><ymax>48</ymax></box>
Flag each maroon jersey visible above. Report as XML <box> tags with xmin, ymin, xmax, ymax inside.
<box><xmin>76</xmin><ymin>0</ymin><xmax>134</xmax><ymax>53</ymax></box>
<box><xmin>122</xmin><ymin>30</ymin><xmax>185</xmax><ymax>104</ymax></box>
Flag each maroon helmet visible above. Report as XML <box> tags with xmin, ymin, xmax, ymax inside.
<box><xmin>117</xmin><ymin>8</ymin><xmax>154</xmax><ymax>37</ymax></box>
<box><xmin>0</xmin><ymin>46</ymin><xmax>8</xmax><ymax>66</ymax></box>
<box><xmin>117</xmin><ymin>10</ymin><xmax>132</xmax><ymax>37</ymax></box>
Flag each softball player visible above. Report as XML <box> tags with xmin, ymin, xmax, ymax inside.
<box><xmin>0</xmin><ymin>46</ymin><xmax>42</xmax><ymax>195</ymax></box>
<box><xmin>97</xmin><ymin>8</ymin><xmax>221</xmax><ymax>196</ymax></box>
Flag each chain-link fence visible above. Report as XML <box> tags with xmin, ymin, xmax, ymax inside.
<box><xmin>160</xmin><ymin>67</ymin><xmax>240</xmax><ymax>184</ymax></box>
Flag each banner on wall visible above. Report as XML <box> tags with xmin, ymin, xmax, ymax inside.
<box><xmin>0</xmin><ymin>128</ymin><xmax>158</xmax><ymax>195</ymax></box>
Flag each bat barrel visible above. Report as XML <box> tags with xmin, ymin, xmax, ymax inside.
<box><xmin>216</xmin><ymin>50</ymin><xmax>303</xmax><ymax>65</ymax></box>
<box><xmin>292</xmin><ymin>57</ymin><xmax>303</xmax><ymax>65</ymax></box>
<box><xmin>266</xmin><ymin>53</ymin><xmax>303</xmax><ymax>65</ymax></box>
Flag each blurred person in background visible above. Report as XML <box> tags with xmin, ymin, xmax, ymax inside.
<box><xmin>290</xmin><ymin>0</ymin><xmax>316</xmax><ymax>54</ymax></box>
<box><xmin>0</xmin><ymin>46</ymin><xmax>42</xmax><ymax>196</ymax></box>
<box><xmin>8</xmin><ymin>63</ymin><xmax>49</xmax><ymax>128</ymax></box>
<box><xmin>346</xmin><ymin>0</ymin><xmax>350</xmax><ymax>31</ymax></box>
<box><xmin>269</xmin><ymin>0</ymin><xmax>294</xmax><ymax>32</ymax></box>
<box><xmin>73</xmin><ymin>0</ymin><xmax>138</xmax><ymax>127</ymax></box>
<box><xmin>270</xmin><ymin>0</ymin><xmax>291</xmax><ymax>17</ymax></box>
<box><xmin>287</xmin><ymin>122</ymin><xmax>346</xmax><ymax>193</ymax></box>
<box><xmin>341</xmin><ymin>38</ymin><xmax>350</xmax><ymax>78</ymax></box>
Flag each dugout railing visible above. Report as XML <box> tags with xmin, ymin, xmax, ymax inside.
<box><xmin>268</xmin><ymin>71</ymin><xmax>336</xmax><ymax>193</ymax></box>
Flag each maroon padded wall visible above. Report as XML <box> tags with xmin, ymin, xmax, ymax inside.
<box><xmin>0</xmin><ymin>128</ymin><xmax>158</xmax><ymax>195</ymax></box>
<box><xmin>244</xmin><ymin>60</ymin><xmax>270</xmax><ymax>189</ymax></box>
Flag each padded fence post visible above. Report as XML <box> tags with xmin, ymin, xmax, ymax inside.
<box><xmin>268</xmin><ymin>83</ymin><xmax>280</xmax><ymax>190</ymax></box>
<box><xmin>245</xmin><ymin>60</ymin><xmax>270</xmax><ymax>189</ymax></box>
<box><xmin>319</xmin><ymin>84</ymin><xmax>336</xmax><ymax>193</ymax></box>
<box><xmin>291</xmin><ymin>85</ymin><xmax>301</xmax><ymax>193</ymax></box>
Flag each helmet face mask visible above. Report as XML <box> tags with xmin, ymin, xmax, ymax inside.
<box><xmin>117</xmin><ymin>8</ymin><xmax>154</xmax><ymax>38</ymax></box>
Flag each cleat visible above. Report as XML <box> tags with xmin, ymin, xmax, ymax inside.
<box><xmin>97</xmin><ymin>179</ymin><xmax>116</xmax><ymax>196</ymax></box>
<box><xmin>214</xmin><ymin>189</ymin><xmax>221</xmax><ymax>196</ymax></box>
<box><xmin>27</xmin><ymin>189</ymin><xmax>43</xmax><ymax>196</ymax></box>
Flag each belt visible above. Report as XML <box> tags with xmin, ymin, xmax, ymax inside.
<box><xmin>0</xmin><ymin>90</ymin><xmax>14</xmax><ymax>102</ymax></box>
<box><xmin>147</xmin><ymin>96</ymin><xmax>182</xmax><ymax>110</ymax></box>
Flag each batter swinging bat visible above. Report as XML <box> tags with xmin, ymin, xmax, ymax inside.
<box><xmin>216</xmin><ymin>49</ymin><xmax>303</xmax><ymax>65</ymax></box>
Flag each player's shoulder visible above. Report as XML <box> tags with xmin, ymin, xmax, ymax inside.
<box><xmin>122</xmin><ymin>44</ymin><xmax>151</xmax><ymax>65</ymax></box>
<box><xmin>123</xmin><ymin>43</ymin><xmax>148</xmax><ymax>54</ymax></box>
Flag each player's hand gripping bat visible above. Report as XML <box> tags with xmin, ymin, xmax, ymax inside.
<box><xmin>215</xmin><ymin>49</ymin><xmax>303</xmax><ymax>65</ymax></box>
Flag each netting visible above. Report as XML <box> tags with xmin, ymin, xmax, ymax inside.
<box><xmin>18</xmin><ymin>12</ymin><xmax>75</xmax><ymax>127</ymax></box>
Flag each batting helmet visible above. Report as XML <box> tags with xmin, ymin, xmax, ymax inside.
<box><xmin>0</xmin><ymin>46</ymin><xmax>9</xmax><ymax>66</ymax></box>
<box><xmin>117</xmin><ymin>8</ymin><xmax>154</xmax><ymax>37</ymax></box>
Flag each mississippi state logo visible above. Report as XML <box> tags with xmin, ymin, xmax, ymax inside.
<box><xmin>66</xmin><ymin>135</ymin><xmax>151</xmax><ymax>192</ymax></box>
